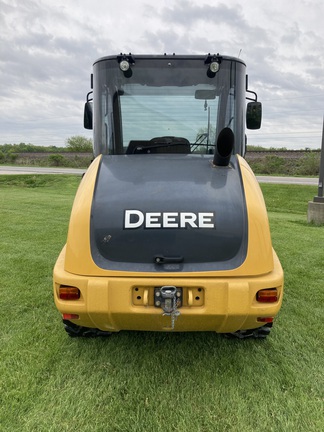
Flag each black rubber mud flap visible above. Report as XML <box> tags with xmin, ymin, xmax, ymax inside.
<box><xmin>63</xmin><ymin>320</ymin><xmax>112</xmax><ymax>338</ymax></box>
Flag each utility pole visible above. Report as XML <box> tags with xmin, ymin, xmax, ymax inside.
<box><xmin>307</xmin><ymin>117</ymin><xmax>324</xmax><ymax>224</ymax></box>
<box><xmin>315</xmin><ymin>119</ymin><xmax>324</xmax><ymax>201</ymax></box>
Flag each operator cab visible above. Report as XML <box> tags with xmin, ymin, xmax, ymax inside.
<box><xmin>84</xmin><ymin>54</ymin><xmax>261</xmax><ymax>158</ymax></box>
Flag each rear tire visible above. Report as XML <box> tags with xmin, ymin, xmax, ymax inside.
<box><xmin>63</xmin><ymin>320</ymin><xmax>112</xmax><ymax>338</ymax></box>
<box><xmin>224</xmin><ymin>323</ymin><xmax>272</xmax><ymax>339</ymax></box>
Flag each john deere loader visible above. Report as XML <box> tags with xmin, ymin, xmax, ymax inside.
<box><xmin>53</xmin><ymin>54</ymin><xmax>283</xmax><ymax>338</ymax></box>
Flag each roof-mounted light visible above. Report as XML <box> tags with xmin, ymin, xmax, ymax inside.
<box><xmin>209</xmin><ymin>62</ymin><xmax>220</xmax><ymax>73</ymax></box>
<box><xmin>205</xmin><ymin>53</ymin><xmax>222</xmax><ymax>78</ymax></box>
<box><xmin>119</xmin><ymin>60</ymin><xmax>130</xmax><ymax>72</ymax></box>
<box><xmin>117</xmin><ymin>53</ymin><xmax>135</xmax><ymax>77</ymax></box>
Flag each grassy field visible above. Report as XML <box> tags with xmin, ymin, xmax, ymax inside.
<box><xmin>0</xmin><ymin>175</ymin><xmax>323</xmax><ymax>432</ymax></box>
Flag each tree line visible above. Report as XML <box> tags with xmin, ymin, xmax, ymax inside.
<box><xmin>0</xmin><ymin>136</ymin><xmax>93</xmax><ymax>154</ymax></box>
<box><xmin>0</xmin><ymin>136</ymin><xmax>321</xmax><ymax>175</ymax></box>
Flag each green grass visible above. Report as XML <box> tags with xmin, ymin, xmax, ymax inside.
<box><xmin>0</xmin><ymin>176</ymin><xmax>323</xmax><ymax>431</ymax></box>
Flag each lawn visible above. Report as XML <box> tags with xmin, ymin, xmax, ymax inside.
<box><xmin>0</xmin><ymin>175</ymin><xmax>323</xmax><ymax>431</ymax></box>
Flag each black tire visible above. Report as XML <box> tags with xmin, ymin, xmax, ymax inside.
<box><xmin>224</xmin><ymin>323</ymin><xmax>272</xmax><ymax>340</ymax></box>
<box><xmin>63</xmin><ymin>320</ymin><xmax>112</xmax><ymax>338</ymax></box>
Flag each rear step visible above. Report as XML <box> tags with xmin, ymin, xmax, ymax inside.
<box><xmin>63</xmin><ymin>320</ymin><xmax>112</xmax><ymax>338</ymax></box>
<box><xmin>224</xmin><ymin>323</ymin><xmax>272</xmax><ymax>339</ymax></box>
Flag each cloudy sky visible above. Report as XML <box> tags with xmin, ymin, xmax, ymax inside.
<box><xmin>1</xmin><ymin>0</ymin><xmax>324</xmax><ymax>149</ymax></box>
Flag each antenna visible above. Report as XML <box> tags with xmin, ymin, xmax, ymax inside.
<box><xmin>238</xmin><ymin>49</ymin><xmax>242</xmax><ymax>58</ymax></box>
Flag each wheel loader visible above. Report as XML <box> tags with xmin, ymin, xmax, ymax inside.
<box><xmin>53</xmin><ymin>53</ymin><xmax>284</xmax><ymax>338</ymax></box>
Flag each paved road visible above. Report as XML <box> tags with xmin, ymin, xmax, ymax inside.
<box><xmin>0</xmin><ymin>166</ymin><xmax>85</xmax><ymax>175</ymax></box>
<box><xmin>256</xmin><ymin>175</ymin><xmax>318</xmax><ymax>186</ymax></box>
<box><xmin>0</xmin><ymin>165</ymin><xmax>319</xmax><ymax>186</ymax></box>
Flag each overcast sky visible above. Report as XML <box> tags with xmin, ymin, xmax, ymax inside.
<box><xmin>1</xmin><ymin>0</ymin><xmax>324</xmax><ymax>149</ymax></box>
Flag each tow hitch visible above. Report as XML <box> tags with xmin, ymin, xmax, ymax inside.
<box><xmin>154</xmin><ymin>286</ymin><xmax>182</xmax><ymax>330</ymax></box>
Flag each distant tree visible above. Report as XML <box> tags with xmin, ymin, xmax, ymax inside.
<box><xmin>48</xmin><ymin>154</ymin><xmax>66</xmax><ymax>167</ymax></box>
<box><xmin>196</xmin><ymin>125</ymin><xmax>216</xmax><ymax>144</ymax></box>
<box><xmin>8</xmin><ymin>152</ymin><xmax>18</xmax><ymax>163</ymax></box>
<box><xmin>192</xmin><ymin>126</ymin><xmax>217</xmax><ymax>153</ymax></box>
<box><xmin>66</xmin><ymin>136</ymin><xmax>93</xmax><ymax>153</ymax></box>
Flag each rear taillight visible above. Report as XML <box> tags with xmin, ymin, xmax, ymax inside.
<box><xmin>63</xmin><ymin>314</ymin><xmax>79</xmax><ymax>320</ymax></box>
<box><xmin>257</xmin><ymin>317</ymin><xmax>274</xmax><ymax>323</ymax></box>
<box><xmin>59</xmin><ymin>286</ymin><xmax>80</xmax><ymax>300</ymax></box>
<box><xmin>256</xmin><ymin>288</ymin><xmax>278</xmax><ymax>303</ymax></box>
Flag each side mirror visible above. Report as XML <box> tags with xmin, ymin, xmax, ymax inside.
<box><xmin>84</xmin><ymin>101</ymin><xmax>93</xmax><ymax>130</ymax></box>
<box><xmin>246</xmin><ymin>101</ymin><xmax>262</xmax><ymax>130</ymax></box>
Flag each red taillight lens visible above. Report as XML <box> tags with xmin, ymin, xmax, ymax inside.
<box><xmin>63</xmin><ymin>314</ymin><xmax>79</xmax><ymax>320</ymax></box>
<box><xmin>257</xmin><ymin>317</ymin><xmax>274</xmax><ymax>323</ymax></box>
<box><xmin>256</xmin><ymin>288</ymin><xmax>278</xmax><ymax>303</ymax></box>
<box><xmin>59</xmin><ymin>286</ymin><xmax>80</xmax><ymax>300</ymax></box>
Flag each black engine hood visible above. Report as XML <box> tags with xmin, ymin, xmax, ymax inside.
<box><xmin>90</xmin><ymin>154</ymin><xmax>248</xmax><ymax>272</ymax></box>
